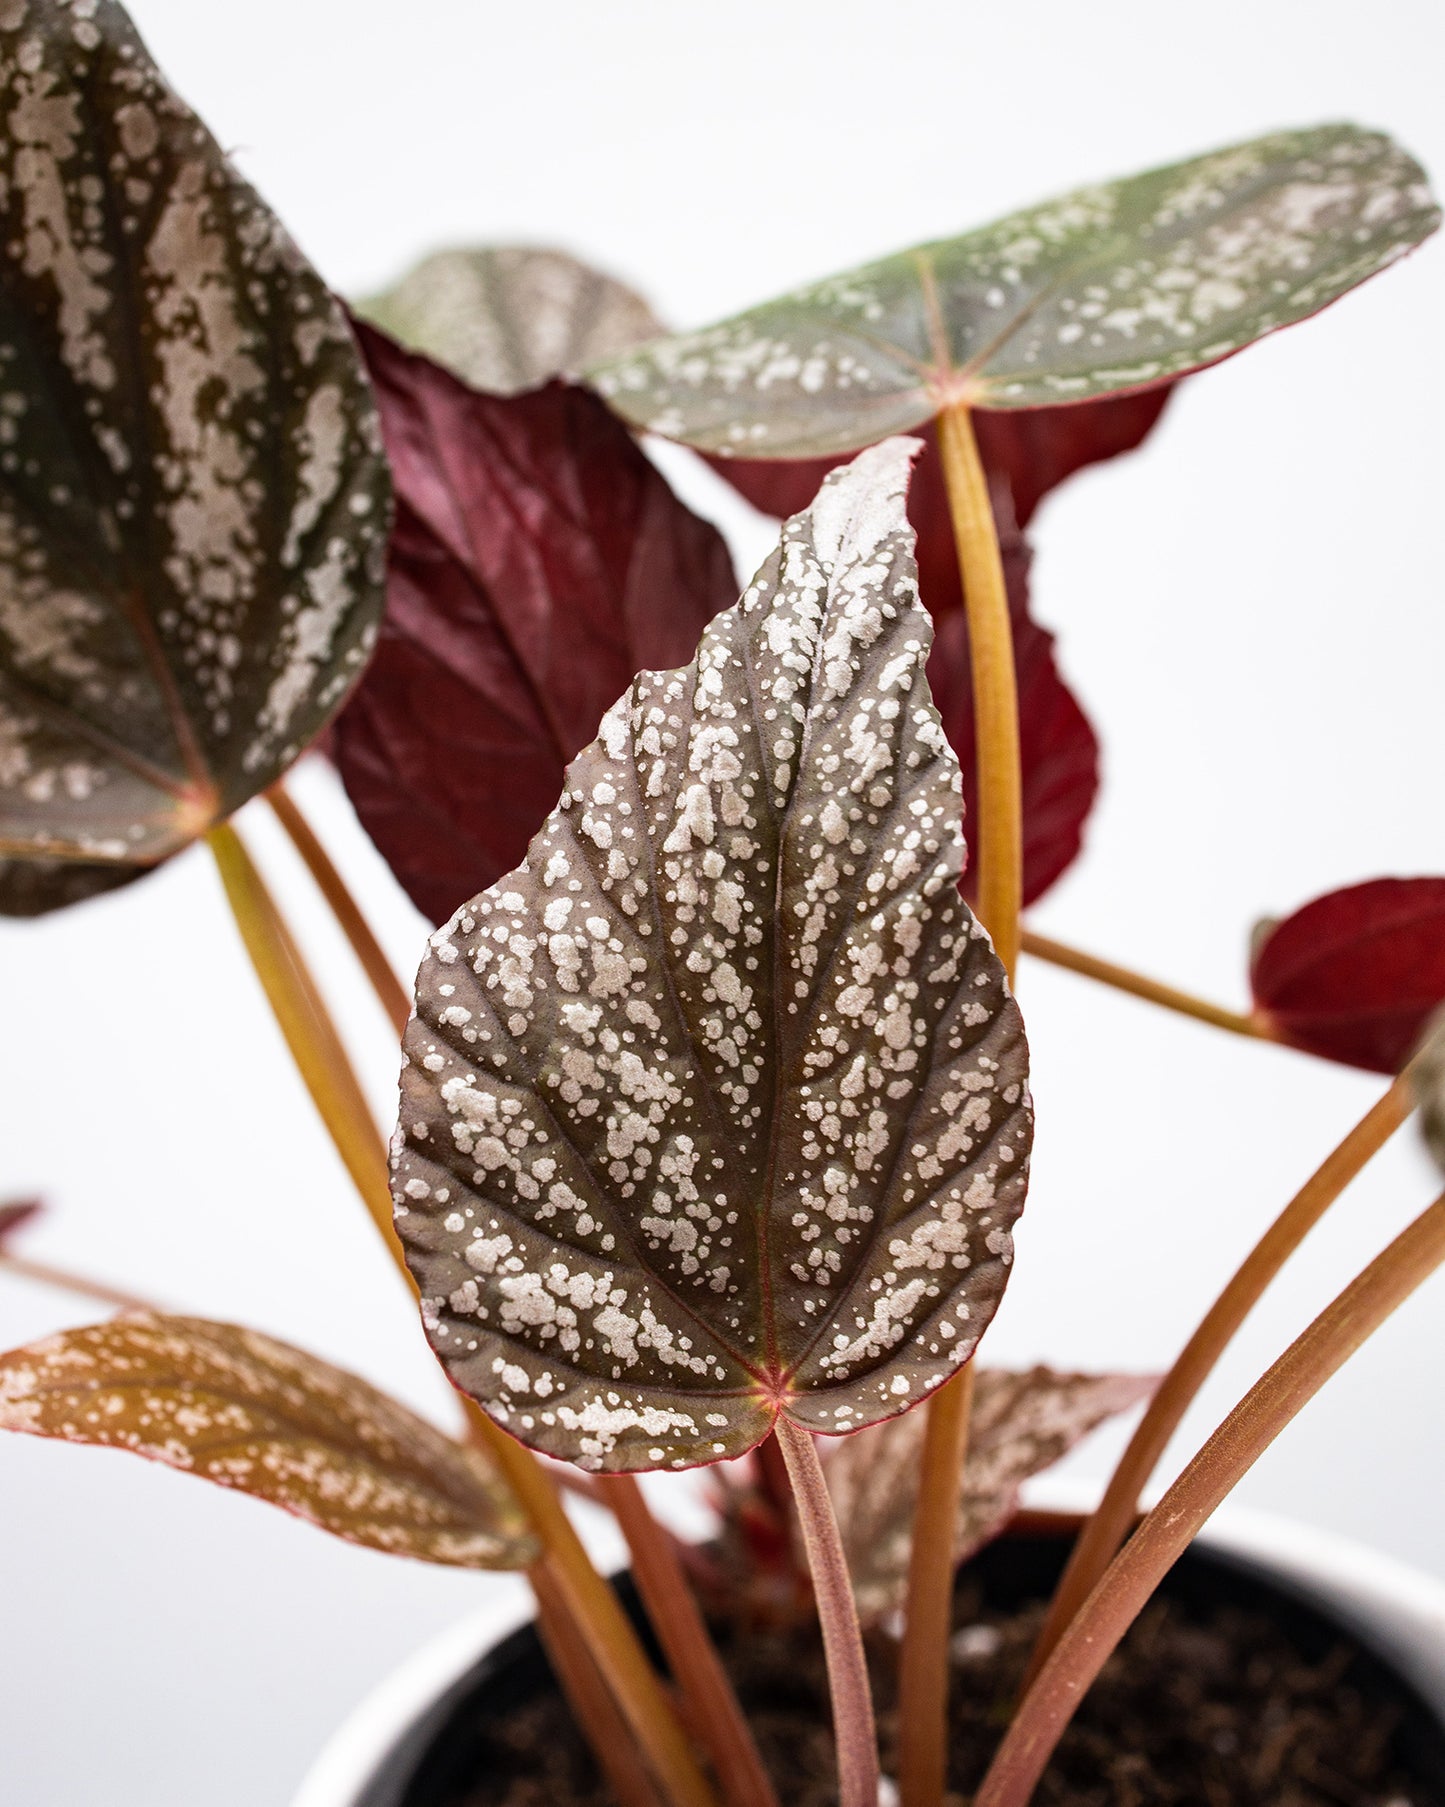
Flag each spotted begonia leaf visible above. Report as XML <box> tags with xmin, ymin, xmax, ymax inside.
<box><xmin>824</xmin><ymin>1365</ymin><xmax>1155</xmax><ymax>1622</ymax></box>
<box><xmin>393</xmin><ymin>439</ymin><xmax>1032</xmax><ymax>1472</ymax></box>
<box><xmin>359</xmin><ymin>246</ymin><xmax>665</xmax><ymax>397</ymax></box>
<box><xmin>332</xmin><ymin>325</ymin><xmax>739</xmax><ymax>926</ymax></box>
<box><xmin>709</xmin><ymin>431</ymin><xmax>1100</xmax><ymax>906</ymax></box>
<box><xmin>0</xmin><ymin>0</ymin><xmax>390</xmax><ymax>916</ymax></box>
<box><xmin>1250</xmin><ymin>877</ymin><xmax>1445</xmax><ymax>1073</ymax></box>
<box><xmin>0</xmin><ymin>1314</ymin><xmax>536</xmax><ymax>1568</ymax></box>
<box><xmin>591</xmin><ymin>125</ymin><xmax>1437</xmax><ymax>456</ymax></box>
<box><xmin>1412</xmin><ymin>1009</ymin><xmax>1445</xmax><ymax>1180</ymax></box>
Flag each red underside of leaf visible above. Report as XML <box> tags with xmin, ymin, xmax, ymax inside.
<box><xmin>0</xmin><ymin>1198</ymin><xmax>42</xmax><ymax>1243</ymax></box>
<box><xmin>1250</xmin><ymin>877</ymin><xmax>1445</xmax><ymax>1073</ymax></box>
<box><xmin>334</xmin><ymin>325</ymin><xmax>741</xmax><ymax>926</ymax></box>
<box><xmin>710</xmin><ymin>420</ymin><xmax>1108</xmax><ymax>907</ymax></box>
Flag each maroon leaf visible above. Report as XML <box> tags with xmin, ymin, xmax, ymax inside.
<box><xmin>1250</xmin><ymin>878</ymin><xmax>1445</xmax><ymax>1073</ymax></box>
<box><xmin>711</xmin><ymin>388</ymin><xmax>1173</xmax><ymax>531</ymax></box>
<box><xmin>332</xmin><ymin>325</ymin><xmax>740</xmax><ymax>926</ymax></box>
<box><xmin>707</xmin><ymin>421</ymin><xmax>1105</xmax><ymax>907</ymax></box>
<box><xmin>0</xmin><ymin>1198</ymin><xmax>42</xmax><ymax>1243</ymax></box>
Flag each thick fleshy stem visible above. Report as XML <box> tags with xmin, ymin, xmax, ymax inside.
<box><xmin>897</xmin><ymin>1362</ymin><xmax>975</xmax><ymax>1807</ymax></box>
<box><xmin>975</xmin><ymin>1188</ymin><xmax>1445</xmax><ymax>1807</ymax></box>
<box><xmin>266</xmin><ymin>779</ymin><xmax>412</xmax><ymax>1038</ymax></box>
<box><xmin>1023</xmin><ymin>1071</ymin><xmax>1414</xmax><ymax>1685</ymax></box>
<box><xmin>599</xmin><ymin>1473</ymin><xmax>782</xmax><ymax>1807</ymax></box>
<box><xmin>208</xmin><ymin>820</ymin><xmax>719</xmax><ymax>1807</ymax></box>
<box><xmin>775</xmin><ymin>1418</ymin><xmax>880</xmax><ymax>1807</ymax></box>
<box><xmin>900</xmin><ymin>398</ymin><xmax>1023</xmax><ymax>1807</ymax></box>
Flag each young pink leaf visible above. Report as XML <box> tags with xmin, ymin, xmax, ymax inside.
<box><xmin>824</xmin><ymin>1366</ymin><xmax>1156</xmax><ymax>1623</ymax></box>
<box><xmin>1250</xmin><ymin>877</ymin><xmax>1445</xmax><ymax>1072</ymax></box>
<box><xmin>0</xmin><ymin>1315</ymin><xmax>536</xmax><ymax>1569</ymax></box>
<box><xmin>394</xmin><ymin>440</ymin><xmax>1032</xmax><ymax>1472</ymax></box>
<box><xmin>710</xmin><ymin>427</ymin><xmax>1101</xmax><ymax>906</ymax></box>
<box><xmin>332</xmin><ymin>325</ymin><xmax>740</xmax><ymax>926</ymax></box>
<box><xmin>0</xmin><ymin>2</ymin><xmax>390</xmax><ymax>917</ymax></box>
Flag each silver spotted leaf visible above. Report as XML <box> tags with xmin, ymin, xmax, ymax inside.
<box><xmin>0</xmin><ymin>1314</ymin><xmax>537</xmax><ymax>1569</ymax></box>
<box><xmin>1413</xmin><ymin>1006</ymin><xmax>1445</xmax><ymax>1180</ymax></box>
<box><xmin>825</xmin><ymin>1365</ymin><xmax>1156</xmax><ymax>1623</ymax></box>
<box><xmin>591</xmin><ymin>125</ymin><xmax>1438</xmax><ymax>456</ymax></box>
<box><xmin>0</xmin><ymin>852</ymin><xmax>138</xmax><ymax>915</ymax></box>
<box><xmin>394</xmin><ymin>439</ymin><xmax>1032</xmax><ymax>1472</ymax></box>
<box><xmin>0</xmin><ymin>0</ymin><xmax>390</xmax><ymax>911</ymax></box>
<box><xmin>358</xmin><ymin>246</ymin><xmax>665</xmax><ymax>396</ymax></box>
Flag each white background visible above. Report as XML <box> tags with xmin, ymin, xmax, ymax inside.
<box><xmin>3</xmin><ymin>2</ymin><xmax>1445</xmax><ymax>1802</ymax></box>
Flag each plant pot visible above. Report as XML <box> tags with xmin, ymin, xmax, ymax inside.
<box><xmin>294</xmin><ymin>1502</ymin><xmax>1445</xmax><ymax>1807</ymax></box>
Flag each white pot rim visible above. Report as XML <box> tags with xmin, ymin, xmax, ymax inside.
<box><xmin>293</xmin><ymin>1490</ymin><xmax>1445</xmax><ymax>1807</ymax></box>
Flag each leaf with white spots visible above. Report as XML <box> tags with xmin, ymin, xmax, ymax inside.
<box><xmin>358</xmin><ymin>246</ymin><xmax>665</xmax><ymax>396</ymax></box>
<box><xmin>591</xmin><ymin>124</ymin><xmax>1438</xmax><ymax>456</ymax></box>
<box><xmin>825</xmin><ymin>1365</ymin><xmax>1157</xmax><ymax>1623</ymax></box>
<box><xmin>0</xmin><ymin>0</ymin><xmax>390</xmax><ymax>915</ymax></box>
<box><xmin>394</xmin><ymin>438</ymin><xmax>1032</xmax><ymax>1472</ymax></box>
<box><xmin>0</xmin><ymin>1314</ymin><xmax>537</xmax><ymax>1569</ymax></box>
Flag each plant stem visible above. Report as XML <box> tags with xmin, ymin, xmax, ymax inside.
<box><xmin>775</xmin><ymin>1418</ymin><xmax>880</xmax><ymax>1807</ymax></box>
<box><xmin>974</xmin><ymin>1187</ymin><xmax>1445</xmax><ymax>1807</ymax></box>
<box><xmin>206</xmin><ymin>822</ymin><xmax>399</xmax><ymax>1257</ymax></box>
<box><xmin>533</xmin><ymin>1556</ymin><xmax>670</xmax><ymax>1807</ymax></box>
<box><xmin>1020</xmin><ymin>930</ymin><xmax>1269</xmax><ymax>1041</ymax></box>
<box><xmin>266</xmin><ymin>780</ymin><xmax>412</xmax><ymax>1037</ymax></box>
<box><xmin>902</xmin><ymin>399</ymin><xmax>1022</xmax><ymax>1807</ymax></box>
<box><xmin>599</xmin><ymin>1473</ymin><xmax>781</xmax><ymax>1807</ymax></box>
<box><xmin>1023</xmin><ymin>1071</ymin><xmax>1413</xmax><ymax>1685</ymax></box>
<box><xmin>0</xmin><ymin>1251</ymin><xmax>156</xmax><ymax>1316</ymax></box>
<box><xmin>209</xmin><ymin>820</ymin><xmax>718</xmax><ymax>1807</ymax></box>
<box><xmin>936</xmin><ymin>400</ymin><xmax>1022</xmax><ymax>979</ymax></box>
<box><xmin>898</xmin><ymin>1362</ymin><xmax>975</xmax><ymax>1807</ymax></box>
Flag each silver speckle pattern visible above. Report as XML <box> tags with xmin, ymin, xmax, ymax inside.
<box><xmin>0</xmin><ymin>0</ymin><xmax>389</xmax><ymax>902</ymax></box>
<box><xmin>395</xmin><ymin>439</ymin><xmax>1032</xmax><ymax>1471</ymax></box>
<box><xmin>591</xmin><ymin>125</ymin><xmax>1439</xmax><ymax>457</ymax></box>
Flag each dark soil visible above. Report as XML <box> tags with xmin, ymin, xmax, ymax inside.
<box><xmin>402</xmin><ymin>1533</ymin><xmax>1445</xmax><ymax>1807</ymax></box>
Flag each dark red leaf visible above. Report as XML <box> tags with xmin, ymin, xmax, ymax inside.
<box><xmin>333</xmin><ymin>325</ymin><xmax>740</xmax><ymax>925</ymax></box>
<box><xmin>0</xmin><ymin>1198</ymin><xmax>42</xmax><ymax>1243</ymax></box>
<box><xmin>1250</xmin><ymin>878</ymin><xmax>1445</xmax><ymax>1073</ymax></box>
<box><xmin>710</xmin><ymin>387</ymin><xmax>1174</xmax><ymax>531</ymax></box>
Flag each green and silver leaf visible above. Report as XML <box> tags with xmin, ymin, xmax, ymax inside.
<box><xmin>0</xmin><ymin>1314</ymin><xmax>536</xmax><ymax>1568</ymax></box>
<box><xmin>395</xmin><ymin>439</ymin><xmax>1031</xmax><ymax>1472</ymax></box>
<box><xmin>358</xmin><ymin>246</ymin><xmax>664</xmax><ymax>395</ymax></box>
<box><xmin>0</xmin><ymin>0</ymin><xmax>389</xmax><ymax>910</ymax></box>
<box><xmin>591</xmin><ymin>125</ymin><xmax>1439</xmax><ymax>457</ymax></box>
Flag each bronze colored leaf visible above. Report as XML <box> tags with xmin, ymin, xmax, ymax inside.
<box><xmin>0</xmin><ymin>1314</ymin><xmax>536</xmax><ymax>1569</ymax></box>
<box><xmin>394</xmin><ymin>439</ymin><xmax>1032</xmax><ymax>1472</ymax></box>
<box><xmin>358</xmin><ymin>246</ymin><xmax>665</xmax><ymax>395</ymax></box>
<box><xmin>825</xmin><ymin>1366</ymin><xmax>1156</xmax><ymax>1622</ymax></box>
<box><xmin>592</xmin><ymin>125</ymin><xmax>1437</xmax><ymax>456</ymax></box>
<box><xmin>0</xmin><ymin>1</ymin><xmax>389</xmax><ymax>912</ymax></box>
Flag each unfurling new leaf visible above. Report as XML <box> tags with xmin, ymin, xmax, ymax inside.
<box><xmin>393</xmin><ymin>440</ymin><xmax>1032</xmax><ymax>1472</ymax></box>
<box><xmin>358</xmin><ymin>246</ymin><xmax>665</xmax><ymax>396</ymax></box>
<box><xmin>0</xmin><ymin>1315</ymin><xmax>535</xmax><ymax>1568</ymax></box>
<box><xmin>825</xmin><ymin>1366</ymin><xmax>1156</xmax><ymax>1622</ymax></box>
<box><xmin>591</xmin><ymin>125</ymin><xmax>1437</xmax><ymax>456</ymax></box>
<box><xmin>0</xmin><ymin>0</ymin><xmax>390</xmax><ymax>916</ymax></box>
<box><xmin>333</xmin><ymin>326</ymin><xmax>739</xmax><ymax>926</ymax></box>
